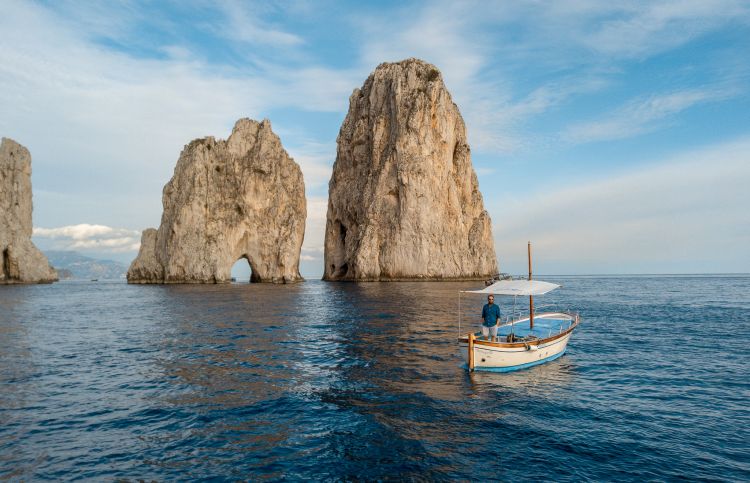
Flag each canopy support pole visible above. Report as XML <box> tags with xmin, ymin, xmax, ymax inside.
<box><xmin>528</xmin><ymin>241</ymin><xmax>534</xmax><ymax>331</ymax></box>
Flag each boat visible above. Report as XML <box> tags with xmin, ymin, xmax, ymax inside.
<box><xmin>484</xmin><ymin>272</ymin><xmax>513</xmax><ymax>286</ymax></box>
<box><xmin>458</xmin><ymin>242</ymin><xmax>580</xmax><ymax>372</ymax></box>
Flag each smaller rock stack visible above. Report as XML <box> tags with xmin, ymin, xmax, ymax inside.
<box><xmin>127</xmin><ymin>119</ymin><xmax>306</xmax><ymax>284</ymax></box>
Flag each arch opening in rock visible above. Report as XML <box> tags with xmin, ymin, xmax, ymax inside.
<box><xmin>325</xmin><ymin>220</ymin><xmax>351</xmax><ymax>280</ymax></box>
<box><xmin>231</xmin><ymin>256</ymin><xmax>254</xmax><ymax>283</ymax></box>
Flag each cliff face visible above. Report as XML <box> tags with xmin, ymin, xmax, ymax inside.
<box><xmin>127</xmin><ymin>119</ymin><xmax>306</xmax><ymax>284</ymax></box>
<box><xmin>323</xmin><ymin>59</ymin><xmax>498</xmax><ymax>281</ymax></box>
<box><xmin>0</xmin><ymin>138</ymin><xmax>58</xmax><ymax>284</ymax></box>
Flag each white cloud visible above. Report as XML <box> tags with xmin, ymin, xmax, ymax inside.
<box><xmin>33</xmin><ymin>224</ymin><xmax>116</xmax><ymax>240</ymax></box>
<box><xmin>33</xmin><ymin>224</ymin><xmax>141</xmax><ymax>253</ymax></box>
<box><xmin>564</xmin><ymin>87</ymin><xmax>737</xmax><ymax>144</ymax></box>
<box><xmin>490</xmin><ymin>137</ymin><xmax>750</xmax><ymax>273</ymax></box>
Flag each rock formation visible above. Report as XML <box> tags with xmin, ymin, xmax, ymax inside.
<box><xmin>127</xmin><ymin>119</ymin><xmax>306</xmax><ymax>284</ymax></box>
<box><xmin>323</xmin><ymin>59</ymin><xmax>498</xmax><ymax>281</ymax></box>
<box><xmin>0</xmin><ymin>138</ymin><xmax>58</xmax><ymax>284</ymax></box>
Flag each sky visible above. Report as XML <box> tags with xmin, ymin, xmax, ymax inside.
<box><xmin>2</xmin><ymin>0</ymin><xmax>749</xmax><ymax>276</ymax></box>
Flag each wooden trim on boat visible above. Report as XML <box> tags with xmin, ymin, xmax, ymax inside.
<box><xmin>468</xmin><ymin>333</ymin><xmax>475</xmax><ymax>371</ymax></box>
<box><xmin>458</xmin><ymin>315</ymin><xmax>580</xmax><ymax>349</ymax></box>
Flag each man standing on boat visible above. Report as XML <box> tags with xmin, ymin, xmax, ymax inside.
<box><xmin>481</xmin><ymin>295</ymin><xmax>501</xmax><ymax>342</ymax></box>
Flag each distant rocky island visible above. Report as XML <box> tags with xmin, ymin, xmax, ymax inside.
<box><xmin>323</xmin><ymin>58</ymin><xmax>498</xmax><ymax>281</ymax></box>
<box><xmin>0</xmin><ymin>138</ymin><xmax>57</xmax><ymax>284</ymax></box>
<box><xmin>45</xmin><ymin>251</ymin><xmax>127</xmax><ymax>280</ymax></box>
<box><xmin>127</xmin><ymin>119</ymin><xmax>306</xmax><ymax>284</ymax></box>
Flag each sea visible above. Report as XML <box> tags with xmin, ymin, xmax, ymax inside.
<box><xmin>1</xmin><ymin>275</ymin><xmax>748</xmax><ymax>481</ymax></box>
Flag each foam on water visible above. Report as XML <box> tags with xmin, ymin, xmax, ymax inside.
<box><xmin>1</xmin><ymin>276</ymin><xmax>748</xmax><ymax>480</ymax></box>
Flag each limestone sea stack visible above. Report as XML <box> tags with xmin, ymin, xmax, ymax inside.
<box><xmin>127</xmin><ymin>119</ymin><xmax>306</xmax><ymax>284</ymax></box>
<box><xmin>0</xmin><ymin>138</ymin><xmax>57</xmax><ymax>284</ymax></box>
<box><xmin>323</xmin><ymin>59</ymin><xmax>498</xmax><ymax>281</ymax></box>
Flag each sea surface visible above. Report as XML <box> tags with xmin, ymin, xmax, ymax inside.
<box><xmin>1</xmin><ymin>275</ymin><xmax>748</xmax><ymax>481</ymax></box>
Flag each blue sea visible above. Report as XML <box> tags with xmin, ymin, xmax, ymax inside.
<box><xmin>1</xmin><ymin>275</ymin><xmax>748</xmax><ymax>481</ymax></box>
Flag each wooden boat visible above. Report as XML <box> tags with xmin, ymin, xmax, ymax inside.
<box><xmin>458</xmin><ymin>242</ymin><xmax>580</xmax><ymax>372</ymax></box>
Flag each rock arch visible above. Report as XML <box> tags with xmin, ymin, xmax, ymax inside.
<box><xmin>127</xmin><ymin>119</ymin><xmax>306</xmax><ymax>284</ymax></box>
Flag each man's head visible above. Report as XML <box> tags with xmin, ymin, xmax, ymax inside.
<box><xmin>488</xmin><ymin>295</ymin><xmax>494</xmax><ymax>304</ymax></box>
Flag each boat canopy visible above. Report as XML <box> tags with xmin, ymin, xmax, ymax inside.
<box><xmin>462</xmin><ymin>280</ymin><xmax>560</xmax><ymax>296</ymax></box>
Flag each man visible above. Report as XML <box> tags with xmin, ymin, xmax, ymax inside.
<box><xmin>481</xmin><ymin>294</ymin><xmax>501</xmax><ymax>341</ymax></box>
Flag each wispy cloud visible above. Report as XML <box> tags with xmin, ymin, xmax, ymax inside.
<box><xmin>355</xmin><ymin>2</ymin><xmax>516</xmax><ymax>151</ymax></box>
<box><xmin>468</xmin><ymin>1</ymin><xmax>750</xmax><ymax>60</ymax></box>
<box><xmin>285</xmin><ymin>140</ymin><xmax>334</xmax><ymax>193</ymax></box>
<box><xmin>579</xmin><ymin>0</ymin><xmax>750</xmax><ymax>58</ymax></box>
<box><xmin>466</xmin><ymin>76</ymin><xmax>610</xmax><ymax>151</ymax></box>
<box><xmin>563</xmin><ymin>87</ymin><xmax>737</xmax><ymax>144</ymax></box>
<box><xmin>217</xmin><ymin>1</ymin><xmax>303</xmax><ymax>47</ymax></box>
<box><xmin>353</xmin><ymin>1</ymin><xmax>750</xmax><ymax>152</ymax></box>
<box><xmin>33</xmin><ymin>224</ymin><xmax>141</xmax><ymax>253</ymax></box>
<box><xmin>0</xmin><ymin>1</ymin><xmax>354</xmax><ymax>234</ymax></box>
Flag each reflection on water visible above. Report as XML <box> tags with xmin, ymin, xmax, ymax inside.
<box><xmin>1</xmin><ymin>276</ymin><xmax>749</xmax><ymax>480</ymax></box>
<box><xmin>467</xmin><ymin>360</ymin><xmax>575</xmax><ymax>394</ymax></box>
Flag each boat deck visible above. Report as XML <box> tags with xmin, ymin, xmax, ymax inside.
<box><xmin>473</xmin><ymin>313</ymin><xmax>575</xmax><ymax>340</ymax></box>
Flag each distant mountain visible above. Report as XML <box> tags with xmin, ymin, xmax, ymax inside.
<box><xmin>57</xmin><ymin>268</ymin><xmax>74</xmax><ymax>280</ymax></box>
<box><xmin>45</xmin><ymin>251</ymin><xmax>128</xmax><ymax>280</ymax></box>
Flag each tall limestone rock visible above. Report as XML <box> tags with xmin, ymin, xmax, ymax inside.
<box><xmin>127</xmin><ymin>119</ymin><xmax>306</xmax><ymax>284</ymax></box>
<box><xmin>0</xmin><ymin>138</ymin><xmax>58</xmax><ymax>284</ymax></box>
<box><xmin>324</xmin><ymin>59</ymin><xmax>498</xmax><ymax>281</ymax></box>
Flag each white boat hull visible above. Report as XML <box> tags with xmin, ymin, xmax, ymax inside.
<box><xmin>458</xmin><ymin>312</ymin><xmax>579</xmax><ymax>372</ymax></box>
<box><xmin>459</xmin><ymin>331</ymin><xmax>572</xmax><ymax>372</ymax></box>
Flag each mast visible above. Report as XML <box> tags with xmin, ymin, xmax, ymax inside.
<box><xmin>528</xmin><ymin>241</ymin><xmax>534</xmax><ymax>330</ymax></box>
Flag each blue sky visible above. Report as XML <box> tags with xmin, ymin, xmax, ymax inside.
<box><xmin>2</xmin><ymin>0</ymin><xmax>749</xmax><ymax>276</ymax></box>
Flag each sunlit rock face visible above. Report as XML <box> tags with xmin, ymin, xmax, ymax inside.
<box><xmin>324</xmin><ymin>58</ymin><xmax>498</xmax><ymax>281</ymax></box>
<box><xmin>0</xmin><ymin>138</ymin><xmax>57</xmax><ymax>284</ymax></box>
<box><xmin>127</xmin><ymin>119</ymin><xmax>306</xmax><ymax>284</ymax></box>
